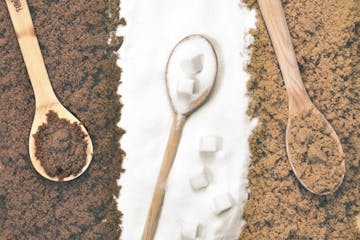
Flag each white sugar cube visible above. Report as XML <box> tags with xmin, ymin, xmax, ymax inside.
<box><xmin>177</xmin><ymin>77</ymin><xmax>195</xmax><ymax>97</ymax></box>
<box><xmin>181</xmin><ymin>54</ymin><xmax>204</xmax><ymax>75</ymax></box>
<box><xmin>212</xmin><ymin>193</ymin><xmax>233</xmax><ymax>215</ymax></box>
<box><xmin>199</xmin><ymin>136</ymin><xmax>219</xmax><ymax>153</ymax></box>
<box><xmin>181</xmin><ymin>219</ymin><xmax>199</xmax><ymax>240</ymax></box>
<box><xmin>189</xmin><ymin>168</ymin><xmax>209</xmax><ymax>191</ymax></box>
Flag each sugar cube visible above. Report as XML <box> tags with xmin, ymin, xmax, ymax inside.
<box><xmin>212</xmin><ymin>193</ymin><xmax>233</xmax><ymax>215</ymax></box>
<box><xmin>199</xmin><ymin>136</ymin><xmax>219</xmax><ymax>153</ymax></box>
<box><xmin>177</xmin><ymin>77</ymin><xmax>195</xmax><ymax>97</ymax></box>
<box><xmin>189</xmin><ymin>168</ymin><xmax>209</xmax><ymax>191</ymax></box>
<box><xmin>181</xmin><ymin>54</ymin><xmax>204</xmax><ymax>75</ymax></box>
<box><xmin>181</xmin><ymin>219</ymin><xmax>200</xmax><ymax>240</ymax></box>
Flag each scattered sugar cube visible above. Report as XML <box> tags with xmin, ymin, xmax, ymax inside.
<box><xmin>189</xmin><ymin>168</ymin><xmax>209</xmax><ymax>191</ymax></box>
<box><xmin>181</xmin><ymin>54</ymin><xmax>204</xmax><ymax>75</ymax></box>
<box><xmin>212</xmin><ymin>193</ymin><xmax>233</xmax><ymax>215</ymax></box>
<box><xmin>181</xmin><ymin>219</ymin><xmax>200</xmax><ymax>240</ymax></box>
<box><xmin>177</xmin><ymin>77</ymin><xmax>195</xmax><ymax>97</ymax></box>
<box><xmin>199</xmin><ymin>136</ymin><xmax>219</xmax><ymax>153</ymax></box>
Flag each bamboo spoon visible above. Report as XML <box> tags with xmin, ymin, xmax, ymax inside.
<box><xmin>257</xmin><ymin>0</ymin><xmax>345</xmax><ymax>194</ymax></box>
<box><xmin>142</xmin><ymin>35</ymin><xmax>218</xmax><ymax>240</ymax></box>
<box><xmin>5</xmin><ymin>0</ymin><xmax>93</xmax><ymax>182</ymax></box>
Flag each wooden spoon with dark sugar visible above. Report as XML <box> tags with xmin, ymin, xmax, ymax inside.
<box><xmin>5</xmin><ymin>0</ymin><xmax>93</xmax><ymax>181</ymax></box>
<box><xmin>258</xmin><ymin>0</ymin><xmax>345</xmax><ymax>195</ymax></box>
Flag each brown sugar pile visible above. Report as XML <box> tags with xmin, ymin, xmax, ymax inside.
<box><xmin>240</xmin><ymin>0</ymin><xmax>359</xmax><ymax>239</ymax></box>
<box><xmin>33</xmin><ymin>110</ymin><xmax>88</xmax><ymax>180</ymax></box>
<box><xmin>287</xmin><ymin>109</ymin><xmax>345</xmax><ymax>194</ymax></box>
<box><xmin>0</xmin><ymin>0</ymin><xmax>124</xmax><ymax>239</ymax></box>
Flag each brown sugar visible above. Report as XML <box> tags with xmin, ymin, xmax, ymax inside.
<box><xmin>240</xmin><ymin>0</ymin><xmax>360</xmax><ymax>239</ymax></box>
<box><xmin>287</xmin><ymin>109</ymin><xmax>344</xmax><ymax>194</ymax></box>
<box><xmin>0</xmin><ymin>0</ymin><xmax>124</xmax><ymax>239</ymax></box>
<box><xmin>33</xmin><ymin>110</ymin><xmax>88</xmax><ymax>180</ymax></box>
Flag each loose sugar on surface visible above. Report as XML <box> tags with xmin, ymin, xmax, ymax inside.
<box><xmin>117</xmin><ymin>0</ymin><xmax>256</xmax><ymax>238</ymax></box>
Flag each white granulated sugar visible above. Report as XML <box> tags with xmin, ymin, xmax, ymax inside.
<box><xmin>167</xmin><ymin>36</ymin><xmax>217</xmax><ymax>114</ymax></box>
<box><xmin>117</xmin><ymin>0</ymin><xmax>256</xmax><ymax>239</ymax></box>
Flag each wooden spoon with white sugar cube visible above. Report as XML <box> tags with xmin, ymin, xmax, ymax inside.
<box><xmin>142</xmin><ymin>34</ymin><xmax>218</xmax><ymax>240</ymax></box>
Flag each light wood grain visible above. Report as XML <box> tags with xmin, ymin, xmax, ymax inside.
<box><xmin>5</xmin><ymin>0</ymin><xmax>57</xmax><ymax>106</ymax></box>
<box><xmin>258</xmin><ymin>0</ymin><xmax>345</xmax><ymax>195</ymax></box>
<box><xmin>5</xmin><ymin>0</ymin><xmax>93</xmax><ymax>181</ymax></box>
<box><xmin>257</xmin><ymin>0</ymin><xmax>313</xmax><ymax>115</ymax></box>
<box><xmin>141</xmin><ymin>115</ymin><xmax>185</xmax><ymax>240</ymax></box>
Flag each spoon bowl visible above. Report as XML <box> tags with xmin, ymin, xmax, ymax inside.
<box><xmin>29</xmin><ymin>102</ymin><xmax>93</xmax><ymax>182</ymax></box>
<box><xmin>165</xmin><ymin>34</ymin><xmax>218</xmax><ymax>116</ymax></box>
<box><xmin>286</xmin><ymin>107</ymin><xmax>345</xmax><ymax>195</ymax></box>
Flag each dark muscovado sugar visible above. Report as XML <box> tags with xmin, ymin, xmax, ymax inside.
<box><xmin>0</xmin><ymin>0</ymin><xmax>124</xmax><ymax>239</ymax></box>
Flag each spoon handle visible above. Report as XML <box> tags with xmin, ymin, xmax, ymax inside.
<box><xmin>5</xmin><ymin>0</ymin><xmax>57</xmax><ymax>106</ymax></box>
<box><xmin>142</xmin><ymin>115</ymin><xmax>186</xmax><ymax>240</ymax></box>
<box><xmin>257</xmin><ymin>0</ymin><xmax>312</xmax><ymax>114</ymax></box>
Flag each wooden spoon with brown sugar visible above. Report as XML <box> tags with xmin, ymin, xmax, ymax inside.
<box><xmin>258</xmin><ymin>0</ymin><xmax>345</xmax><ymax>195</ymax></box>
<box><xmin>5</xmin><ymin>0</ymin><xmax>93</xmax><ymax>181</ymax></box>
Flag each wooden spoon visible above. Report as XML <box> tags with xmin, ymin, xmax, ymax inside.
<box><xmin>142</xmin><ymin>34</ymin><xmax>218</xmax><ymax>240</ymax></box>
<box><xmin>5</xmin><ymin>0</ymin><xmax>93</xmax><ymax>182</ymax></box>
<box><xmin>257</xmin><ymin>0</ymin><xmax>345</xmax><ymax>194</ymax></box>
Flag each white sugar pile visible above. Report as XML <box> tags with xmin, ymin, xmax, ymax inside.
<box><xmin>117</xmin><ymin>0</ymin><xmax>256</xmax><ymax>239</ymax></box>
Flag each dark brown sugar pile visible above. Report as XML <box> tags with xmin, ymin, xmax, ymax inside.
<box><xmin>287</xmin><ymin>109</ymin><xmax>344</xmax><ymax>194</ymax></box>
<box><xmin>0</xmin><ymin>0</ymin><xmax>124</xmax><ymax>239</ymax></box>
<box><xmin>33</xmin><ymin>110</ymin><xmax>88</xmax><ymax>180</ymax></box>
<box><xmin>240</xmin><ymin>0</ymin><xmax>359</xmax><ymax>239</ymax></box>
